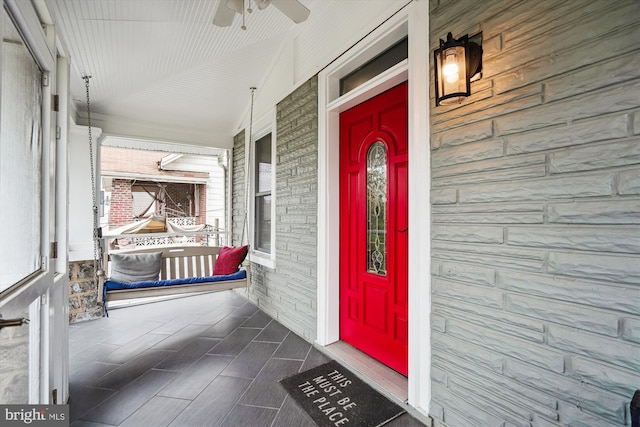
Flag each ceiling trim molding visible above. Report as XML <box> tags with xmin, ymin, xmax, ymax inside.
<box><xmin>101</xmin><ymin>135</ymin><xmax>227</xmax><ymax>157</ymax></box>
<box><xmin>75</xmin><ymin>111</ymin><xmax>233</xmax><ymax>149</ymax></box>
<box><xmin>101</xmin><ymin>171</ymin><xmax>208</xmax><ymax>184</ymax></box>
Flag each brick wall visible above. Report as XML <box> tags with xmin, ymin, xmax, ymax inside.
<box><xmin>232</xmin><ymin>76</ymin><xmax>319</xmax><ymax>341</ymax></box>
<box><xmin>109</xmin><ymin>179</ymin><xmax>132</xmax><ymax>228</ymax></box>
<box><xmin>429</xmin><ymin>0</ymin><xmax>640</xmax><ymax>426</ymax></box>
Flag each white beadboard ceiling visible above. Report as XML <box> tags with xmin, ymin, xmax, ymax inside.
<box><xmin>43</xmin><ymin>0</ymin><xmax>409</xmax><ymax>149</ymax></box>
<box><xmin>44</xmin><ymin>0</ymin><xmax>318</xmax><ymax>148</ymax></box>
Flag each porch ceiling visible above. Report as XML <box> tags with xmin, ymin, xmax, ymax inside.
<box><xmin>42</xmin><ymin>0</ymin><xmax>321</xmax><ymax>148</ymax></box>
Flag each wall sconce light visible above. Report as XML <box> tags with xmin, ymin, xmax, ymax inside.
<box><xmin>434</xmin><ymin>32</ymin><xmax>483</xmax><ymax>106</ymax></box>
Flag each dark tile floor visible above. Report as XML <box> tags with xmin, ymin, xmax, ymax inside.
<box><xmin>69</xmin><ymin>290</ymin><xmax>426</xmax><ymax>426</ymax></box>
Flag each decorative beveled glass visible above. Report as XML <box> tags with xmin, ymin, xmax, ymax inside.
<box><xmin>366</xmin><ymin>141</ymin><xmax>387</xmax><ymax>275</ymax></box>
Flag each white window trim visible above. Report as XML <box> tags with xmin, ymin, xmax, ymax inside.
<box><xmin>246</xmin><ymin>111</ymin><xmax>276</xmax><ymax>269</ymax></box>
<box><xmin>317</xmin><ymin>0</ymin><xmax>431</xmax><ymax>416</ymax></box>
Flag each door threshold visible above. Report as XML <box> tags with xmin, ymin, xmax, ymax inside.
<box><xmin>317</xmin><ymin>341</ymin><xmax>408</xmax><ymax>404</ymax></box>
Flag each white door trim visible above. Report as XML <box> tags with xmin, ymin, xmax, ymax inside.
<box><xmin>316</xmin><ymin>0</ymin><xmax>431</xmax><ymax>416</ymax></box>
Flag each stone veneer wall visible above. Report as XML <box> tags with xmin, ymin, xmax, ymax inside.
<box><xmin>68</xmin><ymin>260</ymin><xmax>102</xmax><ymax>322</ymax></box>
<box><xmin>231</xmin><ymin>129</ymin><xmax>246</xmax><ymax>247</ymax></box>
<box><xmin>429</xmin><ymin>0</ymin><xmax>640</xmax><ymax>426</ymax></box>
<box><xmin>232</xmin><ymin>76</ymin><xmax>319</xmax><ymax>341</ymax></box>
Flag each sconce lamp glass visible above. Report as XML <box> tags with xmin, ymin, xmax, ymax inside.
<box><xmin>434</xmin><ymin>32</ymin><xmax>482</xmax><ymax>106</ymax></box>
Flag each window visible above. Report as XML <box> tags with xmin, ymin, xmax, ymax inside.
<box><xmin>0</xmin><ymin>9</ymin><xmax>44</xmax><ymax>293</ymax></box>
<box><xmin>254</xmin><ymin>133</ymin><xmax>272</xmax><ymax>253</ymax></box>
<box><xmin>340</xmin><ymin>37</ymin><xmax>408</xmax><ymax>95</ymax></box>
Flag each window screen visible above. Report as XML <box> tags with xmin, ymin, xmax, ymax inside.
<box><xmin>0</xmin><ymin>9</ymin><xmax>43</xmax><ymax>293</ymax></box>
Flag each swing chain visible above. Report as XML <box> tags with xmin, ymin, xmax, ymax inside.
<box><xmin>83</xmin><ymin>76</ymin><xmax>103</xmax><ymax>278</ymax></box>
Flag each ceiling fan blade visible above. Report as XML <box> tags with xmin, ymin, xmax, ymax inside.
<box><xmin>270</xmin><ymin>0</ymin><xmax>310</xmax><ymax>24</ymax></box>
<box><xmin>212</xmin><ymin>1</ymin><xmax>236</xmax><ymax>27</ymax></box>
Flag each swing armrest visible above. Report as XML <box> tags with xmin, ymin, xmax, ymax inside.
<box><xmin>97</xmin><ymin>268</ymin><xmax>106</xmax><ymax>303</ymax></box>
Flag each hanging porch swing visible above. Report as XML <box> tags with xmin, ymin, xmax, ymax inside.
<box><xmin>80</xmin><ymin>77</ymin><xmax>251</xmax><ymax>315</ymax></box>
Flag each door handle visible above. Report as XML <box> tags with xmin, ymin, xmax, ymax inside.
<box><xmin>0</xmin><ymin>317</ymin><xmax>29</xmax><ymax>330</ymax></box>
<box><xmin>398</xmin><ymin>228</ymin><xmax>408</xmax><ymax>232</ymax></box>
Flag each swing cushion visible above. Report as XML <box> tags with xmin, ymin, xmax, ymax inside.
<box><xmin>105</xmin><ymin>270</ymin><xmax>247</xmax><ymax>292</ymax></box>
<box><xmin>213</xmin><ymin>245</ymin><xmax>249</xmax><ymax>275</ymax></box>
<box><xmin>110</xmin><ymin>251</ymin><xmax>163</xmax><ymax>283</ymax></box>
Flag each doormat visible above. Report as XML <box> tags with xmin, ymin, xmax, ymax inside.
<box><xmin>279</xmin><ymin>360</ymin><xmax>405</xmax><ymax>427</ymax></box>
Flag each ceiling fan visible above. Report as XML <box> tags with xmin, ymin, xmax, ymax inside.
<box><xmin>213</xmin><ymin>0</ymin><xmax>310</xmax><ymax>29</ymax></box>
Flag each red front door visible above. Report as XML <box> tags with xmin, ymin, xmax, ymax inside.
<box><xmin>339</xmin><ymin>82</ymin><xmax>408</xmax><ymax>376</ymax></box>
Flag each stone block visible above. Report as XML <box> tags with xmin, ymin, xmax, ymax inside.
<box><xmin>441</xmin><ymin>261</ymin><xmax>495</xmax><ymax>286</ymax></box>
<box><xmin>433</xmin><ymin>299</ymin><xmax>544</xmax><ymax>343</ymax></box>
<box><xmin>506</xmin><ymin>293</ymin><xmax>619</xmax><ymax>337</ymax></box>
<box><xmin>447</xmin><ymin>317</ymin><xmax>565</xmax><ymax>373</ymax></box>
<box><xmin>557</xmin><ymin>401</ymin><xmax>621</xmax><ymax>427</ymax></box>
<box><xmin>432</xmin><ymin>331</ymin><xmax>503</xmax><ymax>374</ymax></box>
<box><xmin>433</xmin><ymin>351</ymin><xmax>558</xmax><ymax>415</ymax></box>
<box><xmin>634</xmin><ymin>111</ymin><xmax>640</xmax><ymax>135</ymax></box>
<box><xmin>430</xmin><ymin>188</ymin><xmax>456</xmax><ymax>204</ymax></box>
<box><xmin>433</xmin><ymin>210</ymin><xmax>542</xmax><ymax>224</ymax></box>
<box><xmin>433</xmin><ymin>294</ymin><xmax>544</xmax><ymax>332</ymax></box>
<box><xmin>429</xmin><ymin>400</ymin><xmax>444</xmax><ymax>421</ymax></box>
<box><xmin>436</xmin><ymin>120</ymin><xmax>493</xmax><ymax>148</ymax></box>
<box><xmin>507</xmin><ymin>225</ymin><xmax>640</xmax><ymax>253</ymax></box>
<box><xmin>433</xmin><ymin>241</ymin><xmax>545</xmax><ymax>272</ymax></box>
<box><xmin>447</xmin><ymin>375</ymin><xmax>533</xmax><ymax>427</ymax></box>
<box><xmin>434</xmin><ymin>164</ymin><xmax>546</xmax><ymax>188</ymax></box>
<box><xmin>77</xmin><ymin>261</ymin><xmax>97</xmax><ymax>279</ymax></box>
<box><xmin>431</xmin><ymin>260</ymin><xmax>441</xmax><ymax>276</ymax></box>
<box><xmin>548</xmin><ymin>199</ymin><xmax>640</xmax><ymax>224</ymax></box>
<box><xmin>495</xmin><ymin>80</ymin><xmax>640</xmax><ymax>136</ymax></box>
<box><xmin>433</xmin><ymin>224</ymin><xmax>503</xmax><ymax>244</ymax></box>
<box><xmin>504</xmin><ymin>359</ymin><xmax>627</xmax><ymax>424</ymax></box>
<box><xmin>433</xmin><ymin>201</ymin><xmax>542</xmax><ymax>215</ymax></box>
<box><xmin>431</xmin><ymin>314</ymin><xmax>446</xmax><ymax>333</ymax></box>
<box><xmin>548</xmin><ymin>324</ymin><xmax>640</xmax><ymax>371</ymax></box>
<box><xmin>497</xmin><ymin>270</ymin><xmax>640</xmax><ymax>315</ymax></box>
<box><xmin>494</xmin><ymin>13</ymin><xmax>639</xmax><ymax>94</ymax></box>
<box><xmin>433</xmin><ymin>277</ymin><xmax>503</xmax><ymax>309</ymax></box>
<box><xmin>548</xmin><ymin>251</ymin><xmax>640</xmax><ymax>285</ymax></box>
<box><xmin>432</xmin><ymin>139</ymin><xmax>504</xmax><ymax>168</ymax></box>
<box><xmin>545</xmin><ymin>50</ymin><xmax>640</xmax><ymax>102</ymax></box>
<box><xmin>431</xmin><ymin>365</ymin><xmax>448</xmax><ymax>386</ymax></box>
<box><xmin>569</xmin><ymin>355</ymin><xmax>638</xmax><ymax>398</ymax></box>
<box><xmin>459</xmin><ymin>172</ymin><xmax>614</xmax><ymax>203</ymax></box>
<box><xmin>618</xmin><ymin>169</ymin><xmax>640</xmax><ymax>195</ymax></box>
<box><xmin>550</xmin><ymin>139</ymin><xmax>640</xmax><ymax>174</ymax></box>
<box><xmin>433</xmin><ymin>86</ymin><xmax>541</xmax><ymax>133</ymax></box>
<box><xmin>432</xmin><ymin>382</ymin><xmax>505</xmax><ymax>427</ymax></box>
<box><xmin>433</xmin><ymin>153</ymin><xmax>545</xmax><ymax>179</ymax></box>
<box><xmin>622</xmin><ymin>317</ymin><xmax>640</xmax><ymax>345</ymax></box>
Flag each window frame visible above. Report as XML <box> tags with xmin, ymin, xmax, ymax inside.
<box><xmin>247</xmin><ymin>117</ymin><xmax>276</xmax><ymax>269</ymax></box>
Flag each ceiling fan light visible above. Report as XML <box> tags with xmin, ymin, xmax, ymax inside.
<box><xmin>255</xmin><ymin>0</ymin><xmax>271</xmax><ymax>10</ymax></box>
